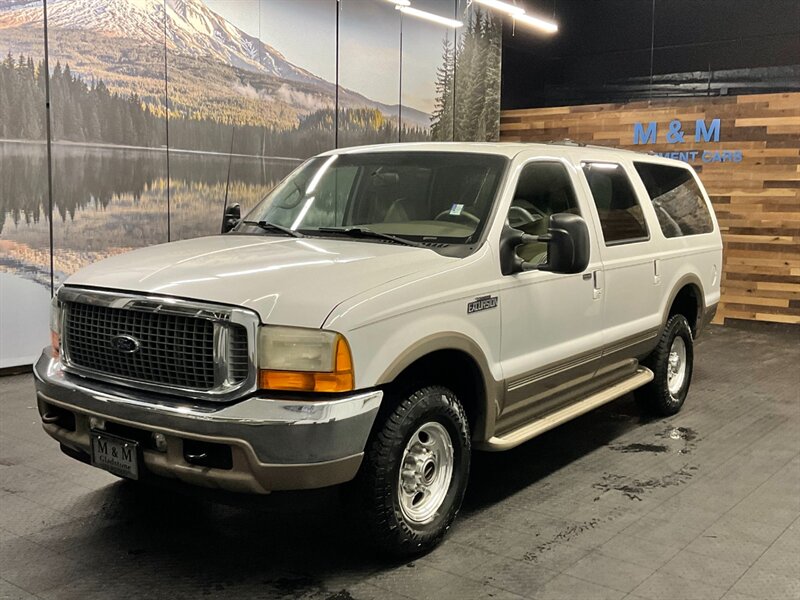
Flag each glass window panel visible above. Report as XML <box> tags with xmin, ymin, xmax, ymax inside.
<box><xmin>634</xmin><ymin>162</ymin><xmax>714</xmax><ymax>238</ymax></box>
<box><xmin>0</xmin><ymin>0</ymin><xmax>52</xmax><ymax>367</ymax></box>
<box><xmin>338</xmin><ymin>0</ymin><xmax>401</xmax><ymax>148</ymax></box>
<box><xmin>508</xmin><ymin>162</ymin><xmax>580</xmax><ymax>263</ymax></box>
<box><xmin>399</xmin><ymin>0</ymin><xmax>457</xmax><ymax>142</ymax></box>
<box><xmin>582</xmin><ymin>162</ymin><xmax>649</xmax><ymax>245</ymax></box>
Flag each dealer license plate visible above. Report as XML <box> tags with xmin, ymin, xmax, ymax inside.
<box><xmin>90</xmin><ymin>431</ymin><xmax>139</xmax><ymax>480</ymax></box>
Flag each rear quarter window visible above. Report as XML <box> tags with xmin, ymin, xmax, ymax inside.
<box><xmin>634</xmin><ymin>162</ymin><xmax>714</xmax><ymax>237</ymax></box>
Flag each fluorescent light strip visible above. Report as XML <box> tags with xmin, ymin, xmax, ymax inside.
<box><xmin>474</xmin><ymin>0</ymin><xmax>524</xmax><ymax>16</ymax></box>
<box><xmin>513</xmin><ymin>12</ymin><xmax>558</xmax><ymax>33</ymax></box>
<box><xmin>384</xmin><ymin>0</ymin><xmax>410</xmax><ymax>5</ymax></box>
<box><xmin>397</xmin><ymin>6</ymin><xmax>463</xmax><ymax>28</ymax></box>
<box><xmin>306</xmin><ymin>154</ymin><xmax>338</xmax><ymax>194</ymax></box>
<box><xmin>291</xmin><ymin>196</ymin><xmax>315</xmax><ymax>230</ymax></box>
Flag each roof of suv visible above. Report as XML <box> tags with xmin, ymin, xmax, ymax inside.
<box><xmin>321</xmin><ymin>141</ymin><xmax>690</xmax><ymax>169</ymax></box>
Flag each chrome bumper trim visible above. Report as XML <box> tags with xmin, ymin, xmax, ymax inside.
<box><xmin>34</xmin><ymin>351</ymin><xmax>382</xmax><ymax>465</ymax></box>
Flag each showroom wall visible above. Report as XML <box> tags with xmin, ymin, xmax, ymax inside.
<box><xmin>500</xmin><ymin>93</ymin><xmax>800</xmax><ymax>325</ymax></box>
<box><xmin>500</xmin><ymin>0</ymin><xmax>799</xmax><ymax>325</ymax></box>
<box><xmin>0</xmin><ymin>0</ymin><xmax>502</xmax><ymax>368</ymax></box>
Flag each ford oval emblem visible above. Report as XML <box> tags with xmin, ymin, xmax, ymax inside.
<box><xmin>110</xmin><ymin>334</ymin><xmax>140</xmax><ymax>354</ymax></box>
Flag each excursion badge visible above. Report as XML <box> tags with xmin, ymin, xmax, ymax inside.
<box><xmin>467</xmin><ymin>295</ymin><xmax>498</xmax><ymax>314</ymax></box>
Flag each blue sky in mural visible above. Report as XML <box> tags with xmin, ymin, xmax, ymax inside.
<box><xmin>401</xmin><ymin>0</ymin><xmax>458</xmax><ymax>115</ymax></box>
<box><xmin>205</xmin><ymin>0</ymin><xmax>455</xmax><ymax>113</ymax></box>
<box><xmin>205</xmin><ymin>1</ymin><xmax>334</xmax><ymax>81</ymax></box>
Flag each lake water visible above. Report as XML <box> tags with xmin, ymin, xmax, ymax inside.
<box><xmin>1</xmin><ymin>141</ymin><xmax>299</xmax><ymax>280</ymax></box>
<box><xmin>0</xmin><ymin>141</ymin><xmax>299</xmax><ymax>366</ymax></box>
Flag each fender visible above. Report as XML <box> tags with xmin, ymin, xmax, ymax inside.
<box><xmin>662</xmin><ymin>273</ymin><xmax>706</xmax><ymax>337</ymax></box>
<box><xmin>376</xmin><ymin>332</ymin><xmax>504</xmax><ymax>442</ymax></box>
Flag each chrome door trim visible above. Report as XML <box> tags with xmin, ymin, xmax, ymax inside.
<box><xmin>602</xmin><ymin>327</ymin><xmax>659</xmax><ymax>357</ymax></box>
<box><xmin>507</xmin><ymin>347</ymin><xmax>603</xmax><ymax>393</ymax></box>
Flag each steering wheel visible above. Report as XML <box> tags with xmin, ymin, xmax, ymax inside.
<box><xmin>434</xmin><ymin>209</ymin><xmax>481</xmax><ymax>225</ymax></box>
<box><xmin>507</xmin><ymin>205</ymin><xmax>545</xmax><ymax>228</ymax></box>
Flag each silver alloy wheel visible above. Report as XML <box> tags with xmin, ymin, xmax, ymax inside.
<box><xmin>667</xmin><ymin>336</ymin><xmax>688</xmax><ymax>396</ymax></box>
<box><xmin>398</xmin><ymin>421</ymin><xmax>454</xmax><ymax>525</ymax></box>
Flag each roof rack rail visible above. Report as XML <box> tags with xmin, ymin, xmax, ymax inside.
<box><xmin>544</xmin><ymin>138</ymin><xmax>587</xmax><ymax>147</ymax></box>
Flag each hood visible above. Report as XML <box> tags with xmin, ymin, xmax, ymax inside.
<box><xmin>64</xmin><ymin>235</ymin><xmax>456</xmax><ymax>328</ymax></box>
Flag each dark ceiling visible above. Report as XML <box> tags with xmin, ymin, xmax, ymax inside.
<box><xmin>501</xmin><ymin>0</ymin><xmax>800</xmax><ymax>109</ymax></box>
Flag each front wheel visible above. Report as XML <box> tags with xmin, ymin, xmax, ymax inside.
<box><xmin>636</xmin><ymin>314</ymin><xmax>694</xmax><ymax>416</ymax></box>
<box><xmin>353</xmin><ymin>385</ymin><xmax>471</xmax><ymax>557</ymax></box>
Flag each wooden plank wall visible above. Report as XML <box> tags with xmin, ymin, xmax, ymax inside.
<box><xmin>500</xmin><ymin>93</ymin><xmax>800</xmax><ymax>325</ymax></box>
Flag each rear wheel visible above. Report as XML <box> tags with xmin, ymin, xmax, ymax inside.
<box><xmin>636</xmin><ymin>314</ymin><xmax>694</xmax><ymax>416</ymax></box>
<box><xmin>354</xmin><ymin>385</ymin><xmax>470</xmax><ymax>557</ymax></box>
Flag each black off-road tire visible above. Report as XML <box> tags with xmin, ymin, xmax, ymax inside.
<box><xmin>636</xmin><ymin>314</ymin><xmax>694</xmax><ymax>416</ymax></box>
<box><xmin>353</xmin><ymin>385</ymin><xmax>471</xmax><ymax>558</ymax></box>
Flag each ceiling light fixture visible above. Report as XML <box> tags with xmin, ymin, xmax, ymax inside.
<box><xmin>513</xmin><ymin>12</ymin><xmax>558</xmax><ymax>33</ymax></box>
<box><xmin>396</xmin><ymin>6</ymin><xmax>463</xmax><ymax>28</ymax></box>
<box><xmin>384</xmin><ymin>0</ymin><xmax>411</xmax><ymax>6</ymax></box>
<box><xmin>474</xmin><ymin>0</ymin><xmax>524</xmax><ymax>16</ymax></box>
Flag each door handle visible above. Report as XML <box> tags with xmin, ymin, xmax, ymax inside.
<box><xmin>653</xmin><ymin>259</ymin><xmax>662</xmax><ymax>285</ymax></box>
<box><xmin>592</xmin><ymin>270</ymin><xmax>602</xmax><ymax>300</ymax></box>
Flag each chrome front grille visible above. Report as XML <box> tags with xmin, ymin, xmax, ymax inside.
<box><xmin>58</xmin><ymin>288</ymin><xmax>258</xmax><ymax>402</ymax></box>
<box><xmin>65</xmin><ymin>303</ymin><xmax>219</xmax><ymax>389</ymax></box>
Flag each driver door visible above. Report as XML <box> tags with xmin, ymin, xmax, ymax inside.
<box><xmin>497</xmin><ymin>158</ymin><xmax>605</xmax><ymax>433</ymax></box>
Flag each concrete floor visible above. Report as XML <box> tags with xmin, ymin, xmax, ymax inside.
<box><xmin>1</xmin><ymin>323</ymin><xmax>798</xmax><ymax>600</ymax></box>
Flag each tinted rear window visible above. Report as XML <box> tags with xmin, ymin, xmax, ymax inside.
<box><xmin>634</xmin><ymin>162</ymin><xmax>714</xmax><ymax>237</ymax></box>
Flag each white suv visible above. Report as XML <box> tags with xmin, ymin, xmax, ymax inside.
<box><xmin>35</xmin><ymin>142</ymin><xmax>722</xmax><ymax>556</ymax></box>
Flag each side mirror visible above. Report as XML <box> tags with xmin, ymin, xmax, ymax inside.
<box><xmin>539</xmin><ymin>213</ymin><xmax>590</xmax><ymax>274</ymax></box>
<box><xmin>221</xmin><ymin>203</ymin><xmax>241</xmax><ymax>234</ymax></box>
<box><xmin>500</xmin><ymin>213</ymin><xmax>590</xmax><ymax>275</ymax></box>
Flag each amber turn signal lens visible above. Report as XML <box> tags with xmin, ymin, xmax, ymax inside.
<box><xmin>259</xmin><ymin>335</ymin><xmax>354</xmax><ymax>393</ymax></box>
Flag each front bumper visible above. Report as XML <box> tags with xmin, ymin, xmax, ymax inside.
<box><xmin>33</xmin><ymin>351</ymin><xmax>382</xmax><ymax>494</ymax></box>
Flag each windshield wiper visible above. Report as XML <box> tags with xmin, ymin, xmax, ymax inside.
<box><xmin>242</xmin><ymin>220</ymin><xmax>304</xmax><ymax>238</ymax></box>
<box><xmin>316</xmin><ymin>227</ymin><xmax>424</xmax><ymax>248</ymax></box>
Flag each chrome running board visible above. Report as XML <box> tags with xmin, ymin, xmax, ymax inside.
<box><xmin>482</xmin><ymin>367</ymin><xmax>654</xmax><ymax>451</ymax></box>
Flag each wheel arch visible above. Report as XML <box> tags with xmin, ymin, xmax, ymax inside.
<box><xmin>376</xmin><ymin>334</ymin><xmax>502</xmax><ymax>442</ymax></box>
<box><xmin>664</xmin><ymin>274</ymin><xmax>705</xmax><ymax>337</ymax></box>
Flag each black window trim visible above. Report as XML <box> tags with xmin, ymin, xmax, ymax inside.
<box><xmin>581</xmin><ymin>160</ymin><xmax>651</xmax><ymax>247</ymax></box>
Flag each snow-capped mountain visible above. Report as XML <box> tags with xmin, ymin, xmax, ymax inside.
<box><xmin>0</xmin><ymin>0</ymin><xmax>322</xmax><ymax>85</ymax></box>
<box><xmin>0</xmin><ymin>0</ymin><xmax>432</xmax><ymax>128</ymax></box>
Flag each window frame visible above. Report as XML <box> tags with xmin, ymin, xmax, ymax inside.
<box><xmin>580</xmin><ymin>160</ymin><xmax>651</xmax><ymax>247</ymax></box>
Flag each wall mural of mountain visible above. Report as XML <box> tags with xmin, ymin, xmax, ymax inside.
<box><xmin>0</xmin><ymin>0</ymin><xmax>501</xmax><ymax>367</ymax></box>
<box><xmin>0</xmin><ymin>0</ymin><xmax>439</xmax><ymax>154</ymax></box>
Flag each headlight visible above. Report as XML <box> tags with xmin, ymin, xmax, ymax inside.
<box><xmin>257</xmin><ymin>326</ymin><xmax>354</xmax><ymax>393</ymax></box>
<box><xmin>49</xmin><ymin>293</ymin><xmax>61</xmax><ymax>358</ymax></box>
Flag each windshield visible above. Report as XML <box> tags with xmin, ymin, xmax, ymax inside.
<box><xmin>238</xmin><ymin>152</ymin><xmax>507</xmax><ymax>245</ymax></box>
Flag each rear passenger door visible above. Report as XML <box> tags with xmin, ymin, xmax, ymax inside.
<box><xmin>580</xmin><ymin>160</ymin><xmax>662</xmax><ymax>360</ymax></box>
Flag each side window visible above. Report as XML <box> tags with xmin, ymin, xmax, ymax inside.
<box><xmin>507</xmin><ymin>162</ymin><xmax>580</xmax><ymax>265</ymax></box>
<box><xmin>582</xmin><ymin>162</ymin><xmax>649</xmax><ymax>245</ymax></box>
<box><xmin>634</xmin><ymin>162</ymin><xmax>714</xmax><ymax>237</ymax></box>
